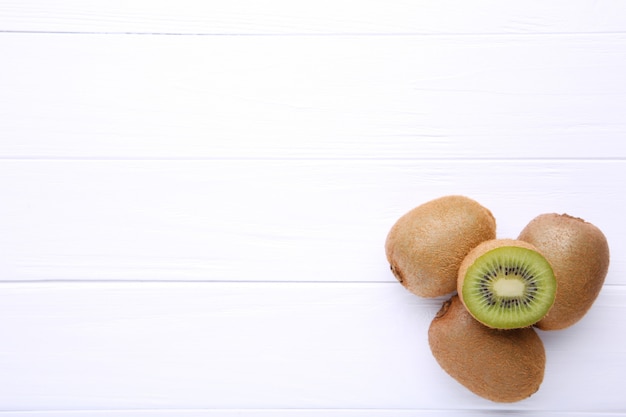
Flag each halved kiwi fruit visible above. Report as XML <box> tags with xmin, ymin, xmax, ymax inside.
<box><xmin>457</xmin><ymin>239</ymin><xmax>557</xmax><ymax>329</ymax></box>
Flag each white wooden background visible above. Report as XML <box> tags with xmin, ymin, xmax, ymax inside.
<box><xmin>1</xmin><ymin>1</ymin><xmax>626</xmax><ymax>415</ymax></box>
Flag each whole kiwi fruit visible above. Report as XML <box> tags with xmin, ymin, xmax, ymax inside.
<box><xmin>518</xmin><ymin>213</ymin><xmax>610</xmax><ymax>330</ymax></box>
<box><xmin>457</xmin><ymin>239</ymin><xmax>557</xmax><ymax>329</ymax></box>
<box><xmin>385</xmin><ymin>195</ymin><xmax>496</xmax><ymax>297</ymax></box>
<box><xmin>428</xmin><ymin>295</ymin><xmax>546</xmax><ymax>403</ymax></box>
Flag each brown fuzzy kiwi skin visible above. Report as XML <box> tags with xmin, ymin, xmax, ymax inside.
<box><xmin>385</xmin><ymin>195</ymin><xmax>496</xmax><ymax>298</ymax></box>
<box><xmin>428</xmin><ymin>295</ymin><xmax>546</xmax><ymax>403</ymax></box>
<box><xmin>518</xmin><ymin>213</ymin><xmax>610</xmax><ymax>331</ymax></box>
<box><xmin>456</xmin><ymin>238</ymin><xmax>553</xmax><ymax>328</ymax></box>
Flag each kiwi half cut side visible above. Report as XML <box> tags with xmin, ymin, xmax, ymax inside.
<box><xmin>457</xmin><ymin>239</ymin><xmax>557</xmax><ymax>330</ymax></box>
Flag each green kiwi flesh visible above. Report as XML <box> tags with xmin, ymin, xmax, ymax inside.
<box><xmin>458</xmin><ymin>239</ymin><xmax>556</xmax><ymax>329</ymax></box>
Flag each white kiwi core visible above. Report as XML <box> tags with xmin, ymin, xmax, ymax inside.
<box><xmin>493</xmin><ymin>278</ymin><xmax>525</xmax><ymax>297</ymax></box>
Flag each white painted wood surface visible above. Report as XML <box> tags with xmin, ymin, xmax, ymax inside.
<box><xmin>1</xmin><ymin>2</ymin><xmax>625</xmax><ymax>415</ymax></box>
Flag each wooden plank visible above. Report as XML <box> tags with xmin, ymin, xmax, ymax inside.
<box><xmin>0</xmin><ymin>159</ymin><xmax>623</xmax><ymax>284</ymax></box>
<box><xmin>0</xmin><ymin>282</ymin><xmax>623</xmax><ymax>411</ymax></box>
<box><xmin>0</xmin><ymin>411</ymin><xmax>621</xmax><ymax>417</ymax></box>
<box><xmin>1</xmin><ymin>0</ymin><xmax>626</xmax><ymax>35</ymax></box>
<box><xmin>1</xmin><ymin>33</ymin><xmax>626</xmax><ymax>159</ymax></box>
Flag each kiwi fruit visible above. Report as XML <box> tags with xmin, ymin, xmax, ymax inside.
<box><xmin>518</xmin><ymin>213</ymin><xmax>610</xmax><ymax>330</ymax></box>
<box><xmin>457</xmin><ymin>239</ymin><xmax>557</xmax><ymax>329</ymax></box>
<box><xmin>385</xmin><ymin>195</ymin><xmax>496</xmax><ymax>297</ymax></box>
<box><xmin>428</xmin><ymin>295</ymin><xmax>546</xmax><ymax>403</ymax></box>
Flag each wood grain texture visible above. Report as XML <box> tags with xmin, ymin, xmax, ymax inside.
<box><xmin>0</xmin><ymin>160</ymin><xmax>623</xmax><ymax>284</ymax></box>
<box><xmin>0</xmin><ymin>412</ymin><xmax>617</xmax><ymax>417</ymax></box>
<box><xmin>1</xmin><ymin>34</ymin><xmax>626</xmax><ymax>159</ymax></box>
<box><xmin>0</xmin><ymin>282</ymin><xmax>624</xmax><ymax>412</ymax></box>
<box><xmin>1</xmin><ymin>0</ymin><xmax>626</xmax><ymax>35</ymax></box>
